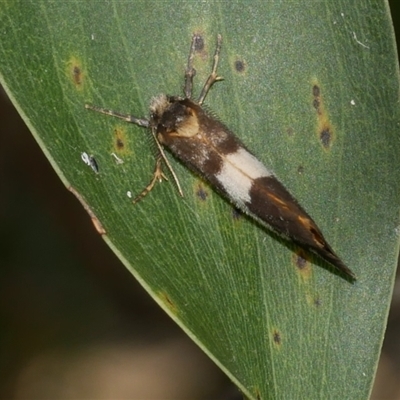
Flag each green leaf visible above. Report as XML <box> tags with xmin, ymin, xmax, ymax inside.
<box><xmin>1</xmin><ymin>1</ymin><xmax>399</xmax><ymax>398</ymax></box>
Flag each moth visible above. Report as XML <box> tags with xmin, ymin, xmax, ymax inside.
<box><xmin>86</xmin><ymin>34</ymin><xmax>355</xmax><ymax>281</ymax></box>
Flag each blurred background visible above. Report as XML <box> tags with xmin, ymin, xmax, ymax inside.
<box><xmin>1</xmin><ymin>3</ymin><xmax>400</xmax><ymax>399</ymax></box>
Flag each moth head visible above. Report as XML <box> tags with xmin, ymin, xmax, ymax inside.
<box><xmin>150</xmin><ymin>95</ymin><xmax>199</xmax><ymax>138</ymax></box>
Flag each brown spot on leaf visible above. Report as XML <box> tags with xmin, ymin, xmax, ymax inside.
<box><xmin>67</xmin><ymin>56</ymin><xmax>84</xmax><ymax>89</ymax></box>
<box><xmin>312</xmin><ymin>84</ymin><xmax>320</xmax><ymax>97</ymax></box>
<box><xmin>314</xmin><ymin>296</ymin><xmax>322</xmax><ymax>307</ymax></box>
<box><xmin>311</xmin><ymin>80</ymin><xmax>335</xmax><ymax>150</ymax></box>
<box><xmin>113</xmin><ymin>127</ymin><xmax>130</xmax><ymax>154</ymax></box>
<box><xmin>320</xmin><ymin>128</ymin><xmax>332</xmax><ymax>148</ymax></box>
<box><xmin>297</xmin><ymin>165</ymin><xmax>304</xmax><ymax>174</ymax></box>
<box><xmin>158</xmin><ymin>291</ymin><xmax>178</xmax><ymax>315</ymax></box>
<box><xmin>272</xmin><ymin>329</ymin><xmax>282</xmax><ymax>345</ymax></box>
<box><xmin>292</xmin><ymin>248</ymin><xmax>312</xmax><ymax>280</ymax></box>
<box><xmin>234</xmin><ymin>59</ymin><xmax>246</xmax><ymax>73</ymax></box>
<box><xmin>196</xmin><ymin>184</ymin><xmax>208</xmax><ymax>201</ymax></box>
<box><xmin>193</xmin><ymin>34</ymin><xmax>204</xmax><ymax>52</ymax></box>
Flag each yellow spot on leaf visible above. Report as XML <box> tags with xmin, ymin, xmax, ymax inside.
<box><xmin>66</xmin><ymin>56</ymin><xmax>84</xmax><ymax>90</ymax></box>
<box><xmin>158</xmin><ymin>291</ymin><xmax>178</xmax><ymax>315</ymax></box>
<box><xmin>312</xmin><ymin>79</ymin><xmax>335</xmax><ymax>150</ymax></box>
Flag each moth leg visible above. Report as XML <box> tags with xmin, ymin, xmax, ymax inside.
<box><xmin>151</xmin><ymin>128</ymin><xmax>184</xmax><ymax>198</ymax></box>
<box><xmin>184</xmin><ymin>34</ymin><xmax>199</xmax><ymax>99</ymax></box>
<box><xmin>197</xmin><ymin>34</ymin><xmax>223</xmax><ymax>105</ymax></box>
<box><xmin>132</xmin><ymin>156</ymin><xmax>168</xmax><ymax>204</ymax></box>
<box><xmin>85</xmin><ymin>104</ymin><xmax>150</xmax><ymax>128</ymax></box>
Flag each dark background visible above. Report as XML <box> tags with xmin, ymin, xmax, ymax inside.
<box><xmin>1</xmin><ymin>3</ymin><xmax>400</xmax><ymax>399</ymax></box>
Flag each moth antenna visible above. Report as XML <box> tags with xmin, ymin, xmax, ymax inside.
<box><xmin>85</xmin><ymin>104</ymin><xmax>150</xmax><ymax>127</ymax></box>
<box><xmin>197</xmin><ymin>34</ymin><xmax>223</xmax><ymax>105</ymax></box>
<box><xmin>184</xmin><ymin>34</ymin><xmax>198</xmax><ymax>99</ymax></box>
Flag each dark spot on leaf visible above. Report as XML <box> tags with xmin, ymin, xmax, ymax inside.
<box><xmin>313</xmin><ymin>84</ymin><xmax>320</xmax><ymax>97</ymax></box>
<box><xmin>113</xmin><ymin>127</ymin><xmax>129</xmax><ymax>153</ymax></box>
<box><xmin>159</xmin><ymin>291</ymin><xmax>178</xmax><ymax>315</ymax></box>
<box><xmin>72</xmin><ymin>66</ymin><xmax>82</xmax><ymax>85</ymax></box>
<box><xmin>293</xmin><ymin>249</ymin><xmax>310</xmax><ymax>270</ymax></box>
<box><xmin>67</xmin><ymin>57</ymin><xmax>84</xmax><ymax>89</ymax></box>
<box><xmin>286</xmin><ymin>127</ymin><xmax>294</xmax><ymax>136</ymax></box>
<box><xmin>320</xmin><ymin>128</ymin><xmax>331</xmax><ymax>148</ymax></box>
<box><xmin>296</xmin><ymin>254</ymin><xmax>307</xmax><ymax>269</ymax></box>
<box><xmin>193</xmin><ymin>34</ymin><xmax>204</xmax><ymax>52</ymax></box>
<box><xmin>311</xmin><ymin>80</ymin><xmax>335</xmax><ymax>149</ymax></box>
<box><xmin>273</xmin><ymin>329</ymin><xmax>282</xmax><ymax>345</ymax></box>
<box><xmin>297</xmin><ymin>165</ymin><xmax>304</xmax><ymax>174</ymax></box>
<box><xmin>196</xmin><ymin>185</ymin><xmax>208</xmax><ymax>201</ymax></box>
<box><xmin>314</xmin><ymin>297</ymin><xmax>322</xmax><ymax>307</ymax></box>
<box><xmin>292</xmin><ymin>248</ymin><xmax>312</xmax><ymax>279</ymax></box>
<box><xmin>234</xmin><ymin>59</ymin><xmax>245</xmax><ymax>73</ymax></box>
<box><xmin>116</xmin><ymin>138</ymin><xmax>124</xmax><ymax>149</ymax></box>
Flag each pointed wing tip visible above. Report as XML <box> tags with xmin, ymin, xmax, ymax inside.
<box><xmin>323</xmin><ymin>248</ymin><xmax>357</xmax><ymax>282</ymax></box>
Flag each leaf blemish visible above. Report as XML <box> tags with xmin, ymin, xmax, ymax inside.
<box><xmin>66</xmin><ymin>56</ymin><xmax>84</xmax><ymax>89</ymax></box>
<box><xmin>292</xmin><ymin>248</ymin><xmax>312</xmax><ymax>279</ymax></box>
<box><xmin>234</xmin><ymin>59</ymin><xmax>246</xmax><ymax>73</ymax></box>
<box><xmin>294</xmin><ymin>250</ymin><xmax>308</xmax><ymax>269</ymax></box>
<box><xmin>196</xmin><ymin>184</ymin><xmax>208</xmax><ymax>201</ymax></box>
<box><xmin>272</xmin><ymin>329</ymin><xmax>282</xmax><ymax>346</ymax></box>
<box><xmin>320</xmin><ymin>128</ymin><xmax>332</xmax><ymax>148</ymax></box>
<box><xmin>158</xmin><ymin>291</ymin><xmax>178</xmax><ymax>315</ymax></box>
<box><xmin>113</xmin><ymin>127</ymin><xmax>129</xmax><ymax>154</ymax></box>
<box><xmin>193</xmin><ymin>33</ymin><xmax>204</xmax><ymax>52</ymax></box>
<box><xmin>297</xmin><ymin>165</ymin><xmax>304</xmax><ymax>174</ymax></box>
<box><xmin>68</xmin><ymin>186</ymin><xmax>106</xmax><ymax>235</ymax></box>
<box><xmin>312</xmin><ymin>84</ymin><xmax>320</xmax><ymax>98</ymax></box>
<box><xmin>312</xmin><ymin>80</ymin><xmax>335</xmax><ymax>149</ymax></box>
<box><xmin>314</xmin><ymin>296</ymin><xmax>322</xmax><ymax>307</ymax></box>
